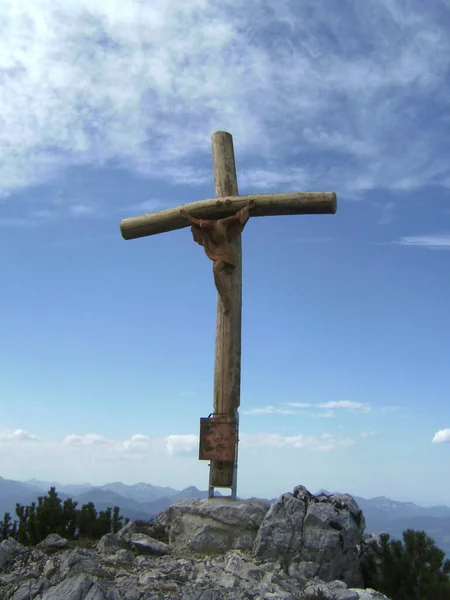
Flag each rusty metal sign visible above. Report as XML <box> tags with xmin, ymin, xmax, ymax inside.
<box><xmin>199</xmin><ymin>415</ymin><xmax>236</xmax><ymax>462</ymax></box>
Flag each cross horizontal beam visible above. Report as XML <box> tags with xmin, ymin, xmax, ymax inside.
<box><xmin>120</xmin><ymin>191</ymin><xmax>337</xmax><ymax>240</ymax></box>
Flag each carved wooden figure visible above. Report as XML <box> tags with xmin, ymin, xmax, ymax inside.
<box><xmin>120</xmin><ymin>131</ymin><xmax>337</xmax><ymax>499</ymax></box>
<box><xmin>180</xmin><ymin>200</ymin><xmax>254</xmax><ymax>314</ymax></box>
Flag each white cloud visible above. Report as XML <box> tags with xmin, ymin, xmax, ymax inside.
<box><xmin>0</xmin><ymin>428</ymin><xmax>367</xmax><ymax>499</ymax></box>
<box><xmin>62</xmin><ymin>432</ymin><xmax>163</xmax><ymax>455</ymax></box>
<box><xmin>238</xmin><ymin>168</ymin><xmax>311</xmax><ymax>192</ymax></box>
<box><xmin>432</xmin><ymin>429</ymin><xmax>450</xmax><ymax>444</ymax></box>
<box><xmin>360</xmin><ymin>431</ymin><xmax>378</xmax><ymax>438</ymax></box>
<box><xmin>240</xmin><ymin>433</ymin><xmax>355</xmax><ymax>452</ymax></box>
<box><xmin>129</xmin><ymin>199</ymin><xmax>167</xmax><ymax>214</ymax></box>
<box><xmin>380</xmin><ymin>405</ymin><xmax>399</xmax><ymax>413</ymax></box>
<box><xmin>64</xmin><ymin>433</ymin><xmax>110</xmax><ymax>446</ymax></box>
<box><xmin>318</xmin><ymin>401</ymin><xmax>371</xmax><ymax>413</ymax></box>
<box><xmin>307</xmin><ymin>410</ymin><xmax>335</xmax><ymax>419</ymax></box>
<box><xmin>0</xmin><ymin>429</ymin><xmax>355</xmax><ymax>464</ymax></box>
<box><xmin>0</xmin><ymin>429</ymin><xmax>40</xmax><ymax>442</ymax></box>
<box><xmin>166</xmin><ymin>434</ymin><xmax>199</xmax><ymax>456</ymax></box>
<box><xmin>0</xmin><ymin>0</ymin><xmax>448</xmax><ymax>205</ymax></box>
<box><xmin>246</xmin><ymin>401</ymin><xmax>370</xmax><ymax>417</ymax></box>
<box><xmin>242</xmin><ymin>405</ymin><xmax>297</xmax><ymax>415</ymax></box>
<box><xmin>122</xmin><ymin>434</ymin><xmax>153</xmax><ymax>451</ymax></box>
<box><xmin>0</xmin><ymin>204</ymin><xmax>98</xmax><ymax>229</ymax></box>
<box><xmin>392</xmin><ymin>234</ymin><xmax>450</xmax><ymax>249</ymax></box>
<box><xmin>69</xmin><ymin>204</ymin><xmax>96</xmax><ymax>217</ymax></box>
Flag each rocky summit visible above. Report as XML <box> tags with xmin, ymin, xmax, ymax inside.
<box><xmin>0</xmin><ymin>485</ymin><xmax>390</xmax><ymax>599</ymax></box>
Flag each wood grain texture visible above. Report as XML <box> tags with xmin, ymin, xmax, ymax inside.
<box><xmin>210</xmin><ymin>131</ymin><xmax>240</xmax><ymax>488</ymax></box>
<box><xmin>120</xmin><ymin>192</ymin><xmax>337</xmax><ymax>240</ymax></box>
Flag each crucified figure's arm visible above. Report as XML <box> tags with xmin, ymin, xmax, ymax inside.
<box><xmin>180</xmin><ymin>200</ymin><xmax>254</xmax><ymax>229</ymax></box>
<box><xmin>180</xmin><ymin>209</ymin><xmax>214</xmax><ymax>230</ymax></box>
<box><xmin>219</xmin><ymin>200</ymin><xmax>255</xmax><ymax>227</ymax></box>
<box><xmin>218</xmin><ymin>201</ymin><xmax>254</xmax><ymax>239</ymax></box>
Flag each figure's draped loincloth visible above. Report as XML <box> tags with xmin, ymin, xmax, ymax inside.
<box><xmin>189</xmin><ymin>207</ymin><xmax>251</xmax><ymax>267</ymax></box>
<box><xmin>191</xmin><ymin>222</ymin><xmax>236</xmax><ymax>266</ymax></box>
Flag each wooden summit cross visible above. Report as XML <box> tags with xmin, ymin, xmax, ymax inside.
<box><xmin>120</xmin><ymin>131</ymin><xmax>337</xmax><ymax>500</ymax></box>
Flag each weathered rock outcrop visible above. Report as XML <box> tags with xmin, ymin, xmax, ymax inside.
<box><xmin>158</xmin><ymin>496</ymin><xmax>270</xmax><ymax>553</ymax></box>
<box><xmin>0</xmin><ymin>486</ymin><xmax>391</xmax><ymax>600</ymax></box>
<box><xmin>253</xmin><ymin>486</ymin><xmax>365</xmax><ymax>587</ymax></box>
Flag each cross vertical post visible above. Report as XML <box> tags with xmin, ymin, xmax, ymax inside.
<box><xmin>119</xmin><ymin>131</ymin><xmax>337</xmax><ymax>501</ymax></box>
<box><xmin>209</xmin><ymin>132</ymin><xmax>242</xmax><ymax>497</ymax></box>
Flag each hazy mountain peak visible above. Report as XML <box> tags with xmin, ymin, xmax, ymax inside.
<box><xmin>1</xmin><ymin>475</ymin><xmax>449</xmax><ymax>558</ymax></box>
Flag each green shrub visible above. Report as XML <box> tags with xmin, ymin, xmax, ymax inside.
<box><xmin>364</xmin><ymin>529</ymin><xmax>450</xmax><ymax>600</ymax></box>
<box><xmin>0</xmin><ymin>487</ymin><xmax>129</xmax><ymax>546</ymax></box>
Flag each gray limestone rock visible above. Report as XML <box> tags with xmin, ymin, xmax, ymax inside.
<box><xmin>128</xmin><ymin>533</ymin><xmax>172</xmax><ymax>556</ymax></box>
<box><xmin>0</xmin><ymin>485</ymin><xmax>393</xmax><ymax>600</ymax></box>
<box><xmin>0</xmin><ymin>538</ymin><xmax>26</xmax><ymax>571</ymax></box>
<box><xmin>348</xmin><ymin>590</ymin><xmax>390</xmax><ymax>600</ymax></box>
<box><xmin>253</xmin><ymin>485</ymin><xmax>365</xmax><ymax>587</ymax></box>
<box><xmin>40</xmin><ymin>573</ymin><xmax>94</xmax><ymax>599</ymax></box>
<box><xmin>158</xmin><ymin>497</ymin><xmax>270</xmax><ymax>553</ymax></box>
<box><xmin>94</xmin><ymin>533</ymin><xmax>123</xmax><ymax>556</ymax></box>
<box><xmin>37</xmin><ymin>533</ymin><xmax>69</xmax><ymax>551</ymax></box>
<box><xmin>303</xmin><ymin>580</ymin><xmax>360</xmax><ymax>600</ymax></box>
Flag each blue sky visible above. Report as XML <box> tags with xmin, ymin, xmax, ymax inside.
<box><xmin>1</xmin><ymin>0</ymin><xmax>449</xmax><ymax>506</ymax></box>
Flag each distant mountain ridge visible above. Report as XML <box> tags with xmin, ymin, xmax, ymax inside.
<box><xmin>354</xmin><ymin>495</ymin><xmax>450</xmax><ymax>519</ymax></box>
<box><xmin>24</xmin><ymin>479</ymin><xmax>179</xmax><ymax>503</ymax></box>
<box><xmin>0</xmin><ymin>477</ymin><xmax>217</xmax><ymax>524</ymax></box>
<box><xmin>314</xmin><ymin>489</ymin><xmax>450</xmax><ymax>520</ymax></box>
<box><xmin>98</xmin><ymin>481</ymin><xmax>178</xmax><ymax>503</ymax></box>
<box><xmin>0</xmin><ymin>476</ymin><xmax>449</xmax><ymax>558</ymax></box>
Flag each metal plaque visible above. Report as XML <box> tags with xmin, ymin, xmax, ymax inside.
<box><xmin>199</xmin><ymin>416</ymin><xmax>236</xmax><ymax>462</ymax></box>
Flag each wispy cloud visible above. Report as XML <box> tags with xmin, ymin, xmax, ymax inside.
<box><xmin>318</xmin><ymin>400</ymin><xmax>371</xmax><ymax>413</ymax></box>
<box><xmin>0</xmin><ymin>429</ymin><xmax>355</xmax><ymax>456</ymax></box>
<box><xmin>126</xmin><ymin>198</ymin><xmax>167</xmax><ymax>215</ymax></box>
<box><xmin>30</xmin><ymin>209</ymin><xmax>55</xmax><ymax>220</ymax></box>
<box><xmin>0</xmin><ymin>429</ymin><xmax>357</xmax><ymax>487</ymax></box>
<box><xmin>64</xmin><ymin>433</ymin><xmax>110</xmax><ymax>446</ymax></box>
<box><xmin>432</xmin><ymin>429</ymin><xmax>450</xmax><ymax>444</ymax></box>
<box><xmin>166</xmin><ymin>434</ymin><xmax>199</xmax><ymax>456</ymax></box>
<box><xmin>377</xmin><ymin>201</ymin><xmax>396</xmax><ymax>225</ymax></box>
<box><xmin>123</xmin><ymin>434</ymin><xmax>154</xmax><ymax>451</ymax></box>
<box><xmin>307</xmin><ymin>410</ymin><xmax>335</xmax><ymax>419</ymax></box>
<box><xmin>360</xmin><ymin>431</ymin><xmax>378</xmax><ymax>438</ymax></box>
<box><xmin>241</xmin><ymin>433</ymin><xmax>355</xmax><ymax>451</ymax></box>
<box><xmin>0</xmin><ymin>429</ymin><xmax>40</xmax><ymax>442</ymax></box>
<box><xmin>392</xmin><ymin>234</ymin><xmax>450</xmax><ymax>249</ymax></box>
<box><xmin>43</xmin><ymin>234</ymin><xmax>118</xmax><ymax>248</ymax></box>
<box><xmin>0</xmin><ymin>0</ymin><xmax>449</xmax><ymax>206</ymax></box>
<box><xmin>245</xmin><ymin>400</ymin><xmax>371</xmax><ymax>416</ymax></box>
<box><xmin>0</xmin><ymin>203</ymin><xmax>102</xmax><ymax>228</ymax></box>
<box><xmin>380</xmin><ymin>405</ymin><xmax>400</xmax><ymax>413</ymax></box>
<box><xmin>68</xmin><ymin>204</ymin><xmax>97</xmax><ymax>217</ymax></box>
<box><xmin>288</xmin><ymin>237</ymin><xmax>335</xmax><ymax>244</ymax></box>
<box><xmin>243</xmin><ymin>405</ymin><xmax>297</xmax><ymax>415</ymax></box>
<box><xmin>0</xmin><ymin>217</ymin><xmax>36</xmax><ymax>228</ymax></box>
